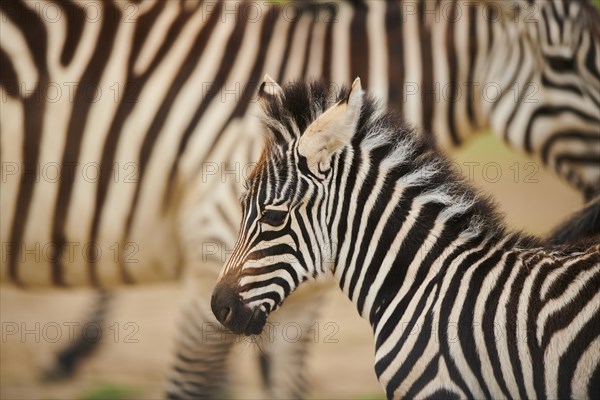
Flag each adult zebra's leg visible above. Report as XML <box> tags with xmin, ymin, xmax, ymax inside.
<box><xmin>165</xmin><ymin>296</ymin><xmax>235</xmax><ymax>399</ymax></box>
<box><xmin>256</xmin><ymin>280</ymin><xmax>334</xmax><ymax>399</ymax></box>
<box><xmin>43</xmin><ymin>290</ymin><xmax>112</xmax><ymax>380</ymax></box>
<box><xmin>165</xmin><ymin>263</ymin><xmax>236</xmax><ymax>399</ymax></box>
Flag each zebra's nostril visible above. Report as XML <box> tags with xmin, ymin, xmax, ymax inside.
<box><xmin>222</xmin><ymin>306</ymin><xmax>232</xmax><ymax>323</ymax></box>
<box><xmin>211</xmin><ymin>284</ymin><xmax>243</xmax><ymax>329</ymax></box>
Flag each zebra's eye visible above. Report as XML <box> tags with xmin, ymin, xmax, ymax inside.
<box><xmin>546</xmin><ymin>55</ymin><xmax>575</xmax><ymax>72</ymax></box>
<box><xmin>259</xmin><ymin>209</ymin><xmax>288</xmax><ymax>227</ymax></box>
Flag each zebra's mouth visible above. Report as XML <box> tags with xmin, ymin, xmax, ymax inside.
<box><xmin>243</xmin><ymin>306</ymin><xmax>267</xmax><ymax>336</ymax></box>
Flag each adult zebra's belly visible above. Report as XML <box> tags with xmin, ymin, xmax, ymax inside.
<box><xmin>0</xmin><ymin>195</ymin><xmax>183</xmax><ymax>288</ymax></box>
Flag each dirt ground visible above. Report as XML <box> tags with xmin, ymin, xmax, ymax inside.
<box><xmin>0</xmin><ymin>134</ymin><xmax>584</xmax><ymax>399</ymax></box>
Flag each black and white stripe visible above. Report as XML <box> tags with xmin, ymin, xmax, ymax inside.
<box><xmin>212</xmin><ymin>78</ymin><xmax>600</xmax><ymax>399</ymax></box>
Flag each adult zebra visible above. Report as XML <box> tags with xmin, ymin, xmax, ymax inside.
<box><xmin>1</xmin><ymin>0</ymin><xmax>598</xmax><ymax>397</ymax></box>
<box><xmin>212</xmin><ymin>77</ymin><xmax>600</xmax><ymax>399</ymax></box>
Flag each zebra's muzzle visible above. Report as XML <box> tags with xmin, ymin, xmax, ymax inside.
<box><xmin>211</xmin><ymin>283</ymin><xmax>267</xmax><ymax>336</ymax></box>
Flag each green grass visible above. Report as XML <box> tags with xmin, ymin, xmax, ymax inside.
<box><xmin>452</xmin><ymin>131</ymin><xmax>516</xmax><ymax>163</ymax></box>
<box><xmin>353</xmin><ymin>395</ymin><xmax>386</xmax><ymax>400</ymax></box>
<box><xmin>80</xmin><ymin>384</ymin><xmax>139</xmax><ymax>400</ymax></box>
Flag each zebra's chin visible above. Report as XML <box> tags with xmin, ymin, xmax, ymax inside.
<box><xmin>244</xmin><ymin>306</ymin><xmax>268</xmax><ymax>336</ymax></box>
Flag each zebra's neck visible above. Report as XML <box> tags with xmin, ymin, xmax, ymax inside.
<box><xmin>324</xmin><ymin>105</ymin><xmax>531</xmax><ymax>332</ymax></box>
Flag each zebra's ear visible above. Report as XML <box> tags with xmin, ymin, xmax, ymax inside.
<box><xmin>298</xmin><ymin>77</ymin><xmax>363</xmax><ymax>173</ymax></box>
<box><xmin>258</xmin><ymin>74</ymin><xmax>283</xmax><ymax>105</ymax></box>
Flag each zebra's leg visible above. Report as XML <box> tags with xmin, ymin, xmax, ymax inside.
<box><xmin>43</xmin><ymin>290</ymin><xmax>112</xmax><ymax>380</ymax></box>
<box><xmin>165</xmin><ymin>296</ymin><xmax>236</xmax><ymax>399</ymax></box>
<box><xmin>164</xmin><ymin>262</ymin><xmax>237</xmax><ymax>399</ymax></box>
<box><xmin>547</xmin><ymin>195</ymin><xmax>600</xmax><ymax>245</ymax></box>
<box><xmin>257</xmin><ymin>279</ymin><xmax>335</xmax><ymax>399</ymax></box>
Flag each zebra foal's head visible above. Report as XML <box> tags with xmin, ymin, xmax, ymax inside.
<box><xmin>211</xmin><ymin>76</ymin><xmax>364</xmax><ymax>335</ymax></box>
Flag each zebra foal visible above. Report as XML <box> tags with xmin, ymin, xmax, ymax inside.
<box><xmin>212</xmin><ymin>77</ymin><xmax>600</xmax><ymax>399</ymax></box>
